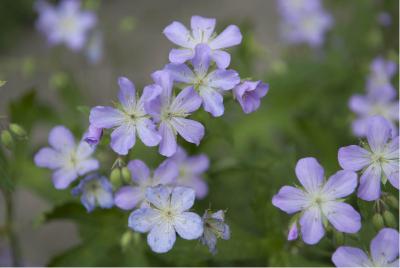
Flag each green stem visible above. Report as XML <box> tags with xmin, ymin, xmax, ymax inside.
<box><xmin>3</xmin><ymin>189</ymin><xmax>21</xmax><ymax>266</ymax></box>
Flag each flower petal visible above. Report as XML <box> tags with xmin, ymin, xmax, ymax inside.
<box><xmin>164</xmin><ymin>63</ymin><xmax>195</xmax><ymax>83</ymax></box>
<box><xmin>110</xmin><ymin>124</ymin><xmax>136</xmax><ymax>155</ymax></box>
<box><xmin>34</xmin><ymin>147</ymin><xmax>63</xmax><ymax>169</ymax></box>
<box><xmin>76</xmin><ymin>158</ymin><xmax>99</xmax><ymax>175</ymax></box>
<box><xmin>115</xmin><ymin>186</ymin><xmax>144</xmax><ymax>210</ymax></box>
<box><xmin>209</xmin><ymin>25</ymin><xmax>242</xmax><ymax>49</ymax></box>
<box><xmin>118</xmin><ymin>77</ymin><xmax>136</xmax><ymax>112</ymax></box>
<box><xmin>358</xmin><ymin>164</ymin><xmax>381</xmax><ymax>201</ymax></box>
<box><xmin>145</xmin><ymin>185</ymin><xmax>172</xmax><ymax>210</ymax></box>
<box><xmin>370</xmin><ymin>228</ymin><xmax>399</xmax><ymax>265</ymax></box>
<box><xmin>136</xmin><ymin>118</ymin><xmax>161</xmax><ymax>147</ymax></box>
<box><xmin>52</xmin><ymin>168</ymin><xmax>78</xmax><ymax>189</ymax></box>
<box><xmin>349</xmin><ymin>95</ymin><xmax>370</xmax><ymax>115</ymax></box>
<box><xmin>48</xmin><ymin>125</ymin><xmax>75</xmax><ymax>152</ymax></box>
<box><xmin>366</xmin><ymin>116</ymin><xmax>392</xmax><ymax>152</ymax></box>
<box><xmin>127</xmin><ymin>159</ymin><xmax>150</xmax><ymax>185</ymax></box>
<box><xmin>322</xmin><ymin>170</ymin><xmax>358</xmax><ymax>199</ymax></box>
<box><xmin>192</xmin><ymin>44</ymin><xmax>211</xmax><ymax>76</ymax></box>
<box><xmin>272</xmin><ymin>186</ymin><xmax>308</xmax><ymax>214</ymax></box>
<box><xmin>295</xmin><ymin>157</ymin><xmax>324</xmax><ymax>193</ymax></box>
<box><xmin>299</xmin><ymin>206</ymin><xmax>325</xmax><ymax>245</ymax></box>
<box><xmin>332</xmin><ymin>247</ymin><xmax>372</xmax><ymax>267</ymax></box>
<box><xmin>322</xmin><ymin>201</ymin><xmax>361</xmax><ymax>233</ymax></box>
<box><xmin>186</xmin><ymin>154</ymin><xmax>209</xmax><ymax>174</ymax></box>
<box><xmin>170</xmin><ymin>117</ymin><xmax>205</xmax><ymax>145</ymax></box>
<box><xmin>199</xmin><ymin>86</ymin><xmax>224</xmax><ymax>117</ymax></box>
<box><xmin>154</xmin><ymin>159</ymin><xmax>179</xmax><ymax>185</ymax></box>
<box><xmin>169</xmin><ymin>48</ymin><xmax>194</xmax><ymax>64</ymax></box>
<box><xmin>128</xmin><ymin>207</ymin><xmax>159</xmax><ymax>233</ymax></box>
<box><xmin>174</xmin><ymin>212</ymin><xmax>203</xmax><ymax>240</ymax></box>
<box><xmin>163</xmin><ymin>21</ymin><xmax>194</xmax><ymax>48</ymax></box>
<box><xmin>207</xmin><ymin>69</ymin><xmax>240</xmax><ymax>90</ymax></box>
<box><xmin>382</xmin><ymin>161</ymin><xmax>399</xmax><ymax>189</ymax></box>
<box><xmin>211</xmin><ymin>50</ymin><xmax>231</xmax><ymax>69</ymax></box>
<box><xmin>338</xmin><ymin>145</ymin><xmax>372</xmax><ymax>171</ymax></box>
<box><xmin>147</xmin><ymin>222</ymin><xmax>176</xmax><ymax>253</ymax></box>
<box><xmin>171</xmin><ymin>186</ymin><xmax>196</xmax><ymax>212</ymax></box>
<box><xmin>170</xmin><ymin>86</ymin><xmax>202</xmax><ymax>114</ymax></box>
<box><xmin>76</xmin><ymin>140</ymin><xmax>95</xmax><ymax>159</ymax></box>
<box><xmin>89</xmin><ymin>106</ymin><xmax>125</xmax><ymax>129</ymax></box>
<box><xmin>159</xmin><ymin>121</ymin><xmax>177</xmax><ymax>157</ymax></box>
<box><xmin>190</xmin><ymin>15</ymin><xmax>216</xmax><ymax>42</ymax></box>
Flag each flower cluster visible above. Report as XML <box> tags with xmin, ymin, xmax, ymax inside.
<box><xmin>277</xmin><ymin>0</ymin><xmax>333</xmax><ymax>47</ymax></box>
<box><xmin>34</xmin><ymin>15</ymin><xmax>268</xmax><ymax>254</ymax></box>
<box><xmin>350</xmin><ymin>57</ymin><xmax>398</xmax><ymax>137</ymax></box>
<box><xmin>35</xmin><ymin>0</ymin><xmax>103</xmax><ymax>63</ymax></box>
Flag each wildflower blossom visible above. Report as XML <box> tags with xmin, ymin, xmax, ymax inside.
<box><xmin>168</xmin><ymin>147</ymin><xmax>209</xmax><ymax>199</ymax></box>
<box><xmin>34</xmin><ymin>125</ymin><xmax>99</xmax><ymax>189</ymax></box>
<box><xmin>366</xmin><ymin>57</ymin><xmax>397</xmax><ymax>98</ymax></box>
<box><xmin>89</xmin><ymin>77</ymin><xmax>161</xmax><ymax>155</ymax></box>
<box><xmin>128</xmin><ymin>185</ymin><xmax>203</xmax><ymax>253</ymax></box>
<box><xmin>165</xmin><ymin>44</ymin><xmax>240</xmax><ymax>117</ymax></box>
<box><xmin>72</xmin><ymin>174</ymin><xmax>113</xmax><ymax>212</ymax></box>
<box><xmin>338</xmin><ymin>116</ymin><xmax>399</xmax><ymax>201</ymax></box>
<box><xmin>144</xmin><ymin>70</ymin><xmax>204</xmax><ymax>157</ymax></box>
<box><xmin>35</xmin><ymin>0</ymin><xmax>96</xmax><ymax>51</ymax></box>
<box><xmin>332</xmin><ymin>228</ymin><xmax>399</xmax><ymax>267</ymax></box>
<box><xmin>163</xmin><ymin>15</ymin><xmax>242</xmax><ymax>68</ymax></box>
<box><xmin>272</xmin><ymin>157</ymin><xmax>361</xmax><ymax>245</ymax></box>
<box><xmin>277</xmin><ymin>0</ymin><xmax>333</xmax><ymax>47</ymax></box>
<box><xmin>233</xmin><ymin>80</ymin><xmax>269</xmax><ymax>114</ymax></box>
<box><xmin>200</xmin><ymin>209</ymin><xmax>230</xmax><ymax>254</ymax></box>
<box><xmin>84</xmin><ymin>125</ymin><xmax>103</xmax><ymax>146</ymax></box>
<box><xmin>114</xmin><ymin>159</ymin><xmax>178</xmax><ymax>210</ymax></box>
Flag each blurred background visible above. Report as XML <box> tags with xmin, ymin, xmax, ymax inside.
<box><xmin>0</xmin><ymin>0</ymin><xmax>398</xmax><ymax>266</ymax></box>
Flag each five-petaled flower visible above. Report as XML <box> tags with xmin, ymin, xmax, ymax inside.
<box><xmin>233</xmin><ymin>80</ymin><xmax>269</xmax><ymax>114</ymax></box>
<box><xmin>332</xmin><ymin>228</ymin><xmax>399</xmax><ymax>267</ymax></box>
<box><xmin>89</xmin><ymin>77</ymin><xmax>161</xmax><ymax>155</ymax></box>
<box><xmin>35</xmin><ymin>0</ymin><xmax>96</xmax><ymax>51</ymax></box>
<box><xmin>72</xmin><ymin>174</ymin><xmax>113</xmax><ymax>212</ymax></box>
<box><xmin>165</xmin><ymin>44</ymin><xmax>240</xmax><ymax>117</ymax></box>
<box><xmin>338</xmin><ymin>116</ymin><xmax>399</xmax><ymax>201</ymax></box>
<box><xmin>114</xmin><ymin>159</ymin><xmax>178</xmax><ymax>210</ymax></box>
<box><xmin>144</xmin><ymin>70</ymin><xmax>204</xmax><ymax>157</ymax></box>
<box><xmin>34</xmin><ymin>125</ymin><xmax>99</xmax><ymax>189</ymax></box>
<box><xmin>163</xmin><ymin>15</ymin><xmax>242</xmax><ymax>69</ymax></box>
<box><xmin>272</xmin><ymin>157</ymin><xmax>361</xmax><ymax>245</ymax></box>
<box><xmin>128</xmin><ymin>185</ymin><xmax>203</xmax><ymax>253</ymax></box>
<box><xmin>200</xmin><ymin>209</ymin><xmax>230</xmax><ymax>254</ymax></box>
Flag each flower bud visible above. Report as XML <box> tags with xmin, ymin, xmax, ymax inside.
<box><xmin>9</xmin><ymin>123</ymin><xmax>27</xmax><ymax>138</ymax></box>
<box><xmin>386</xmin><ymin>195</ymin><xmax>399</xmax><ymax>210</ymax></box>
<box><xmin>287</xmin><ymin>222</ymin><xmax>298</xmax><ymax>241</ymax></box>
<box><xmin>1</xmin><ymin>130</ymin><xmax>13</xmax><ymax>149</ymax></box>
<box><xmin>121</xmin><ymin>167</ymin><xmax>131</xmax><ymax>184</ymax></box>
<box><xmin>84</xmin><ymin>125</ymin><xmax>102</xmax><ymax>146</ymax></box>
<box><xmin>120</xmin><ymin>230</ymin><xmax>133</xmax><ymax>252</ymax></box>
<box><xmin>372</xmin><ymin>213</ymin><xmax>384</xmax><ymax>230</ymax></box>
<box><xmin>110</xmin><ymin>168</ymin><xmax>122</xmax><ymax>189</ymax></box>
<box><xmin>383</xmin><ymin>211</ymin><xmax>397</xmax><ymax>228</ymax></box>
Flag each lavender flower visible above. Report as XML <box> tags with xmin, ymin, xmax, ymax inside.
<box><xmin>277</xmin><ymin>0</ymin><xmax>333</xmax><ymax>47</ymax></box>
<box><xmin>34</xmin><ymin>126</ymin><xmax>99</xmax><ymax>189</ymax></box>
<box><xmin>72</xmin><ymin>174</ymin><xmax>113</xmax><ymax>212</ymax></box>
<box><xmin>233</xmin><ymin>80</ymin><xmax>269</xmax><ymax>114</ymax></box>
<box><xmin>200</xmin><ymin>209</ymin><xmax>230</xmax><ymax>254</ymax></box>
<box><xmin>332</xmin><ymin>228</ymin><xmax>399</xmax><ymax>267</ymax></box>
<box><xmin>89</xmin><ymin>77</ymin><xmax>161</xmax><ymax>155</ymax></box>
<box><xmin>165</xmin><ymin>44</ymin><xmax>240</xmax><ymax>117</ymax></box>
<box><xmin>366</xmin><ymin>57</ymin><xmax>397</xmax><ymax>99</ymax></box>
<box><xmin>114</xmin><ymin>159</ymin><xmax>178</xmax><ymax>210</ymax></box>
<box><xmin>144</xmin><ymin>70</ymin><xmax>204</xmax><ymax>157</ymax></box>
<box><xmin>377</xmin><ymin>12</ymin><xmax>392</xmax><ymax>27</ymax></box>
<box><xmin>272</xmin><ymin>157</ymin><xmax>361</xmax><ymax>245</ymax></box>
<box><xmin>287</xmin><ymin>221</ymin><xmax>298</xmax><ymax>241</ymax></box>
<box><xmin>168</xmin><ymin>147</ymin><xmax>209</xmax><ymax>199</ymax></box>
<box><xmin>338</xmin><ymin>116</ymin><xmax>399</xmax><ymax>201</ymax></box>
<box><xmin>128</xmin><ymin>185</ymin><xmax>203</xmax><ymax>253</ymax></box>
<box><xmin>35</xmin><ymin>0</ymin><xmax>96</xmax><ymax>51</ymax></box>
<box><xmin>163</xmin><ymin>15</ymin><xmax>242</xmax><ymax>68</ymax></box>
<box><xmin>84</xmin><ymin>125</ymin><xmax>103</xmax><ymax>146</ymax></box>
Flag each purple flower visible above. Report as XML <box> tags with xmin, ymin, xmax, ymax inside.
<box><xmin>89</xmin><ymin>77</ymin><xmax>161</xmax><ymax>155</ymax></box>
<box><xmin>287</xmin><ymin>221</ymin><xmax>298</xmax><ymax>241</ymax></box>
<box><xmin>377</xmin><ymin>12</ymin><xmax>392</xmax><ymax>27</ymax></box>
<box><xmin>168</xmin><ymin>147</ymin><xmax>209</xmax><ymax>199</ymax></box>
<box><xmin>114</xmin><ymin>159</ymin><xmax>178</xmax><ymax>210</ymax></box>
<box><xmin>277</xmin><ymin>0</ymin><xmax>333</xmax><ymax>47</ymax></box>
<box><xmin>338</xmin><ymin>116</ymin><xmax>399</xmax><ymax>201</ymax></box>
<box><xmin>366</xmin><ymin>57</ymin><xmax>397</xmax><ymax>99</ymax></box>
<box><xmin>200</xmin><ymin>210</ymin><xmax>230</xmax><ymax>255</ymax></box>
<box><xmin>84</xmin><ymin>125</ymin><xmax>103</xmax><ymax>146</ymax></box>
<box><xmin>163</xmin><ymin>15</ymin><xmax>242</xmax><ymax>68</ymax></box>
<box><xmin>144</xmin><ymin>70</ymin><xmax>204</xmax><ymax>157</ymax></box>
<box><xmin>165</xmin><ymin>44</ymin><xmax>240</xmax><ymax>117</ymax></box>
<box><xmin>35</xmin><ymin>0</ymin><xmax>96</xmax><ymax>51</ymax></box>
<box><xmin>332</xmin><ymin>228</ymin><xmax>399</xmax><ymax>267</ymax></box>
<box><xmin>272</xmin><ymin>157</ymin><xmax>361</xmax><ymax>245</ymax></box>
<box><xmin>233</xmin><ymin>80</ymin><xmax>269</xmax><ymax>114</ymax></box>
<box><xmin>128</xmin><ymin>185</ymin><xmax>203</xmax><ymax>253</ymax></box>
<box><xmin>34</xmin><ymin>126</ymin><xmax>99</xmax><ymax>189</ymax></box>
<box><xmin>72</xmin><ymin>174</ymin><xmax>113</xmax><ymax>212</ymax></box>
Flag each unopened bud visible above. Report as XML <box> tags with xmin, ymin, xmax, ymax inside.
<box><xmin>287</xmin><ymin>222</ymin><xmax>298</xmax><ymax>241</ymax></box>
<box><xmin>1</xmin><ymin>130</ymin><xmax>13</xmax><ymax>148</ymax></box>
<box><xmin>110</xmin><ymin>168</ymin><xmax>122</xmax><ymax>189</ymax></box>
<box><xmin>121</xmin><ymin>167</ymin><xmax>131</xmax><ymax>184</ymax></box>
<box><xmin>386</xmin><ymin>195</ymin><xmax>399</xmax><ymax>210</ymax></box>
<box><xmin>9</xmin><ymin>123</ymin><xmax>27</xmax><ymax>138</ymax></box>
<box><xmin>120</xmin><ymin>230</ymin><xmax>133</xmax><ymax>252</ymax></box>
<box><xmin>372</xmin><ymin>213</ymin><xmax>384</xmax><ymax>230</ymax></box>
<box><xmin>383</xmin><ymin>211</ymin><xmax>397</xmax><ymax>228</ymax></box>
